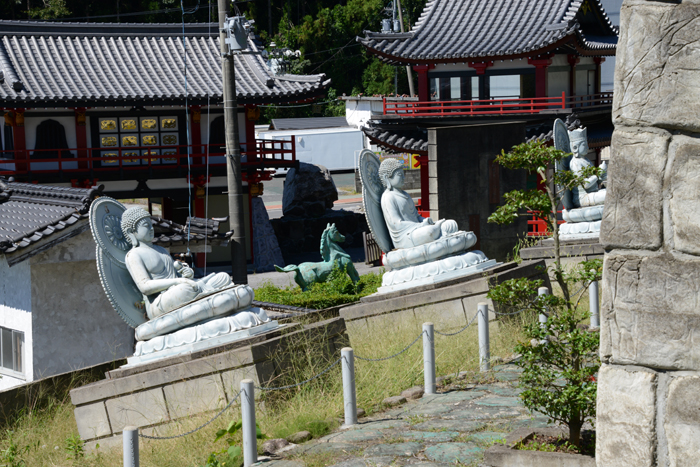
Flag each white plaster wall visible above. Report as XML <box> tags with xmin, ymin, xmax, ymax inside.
<box><xmin>548</xmin><ymin>71</ymin><xmax>569</xmax><ymax>98</ymax></box>
<box><xmin>0</xmin><ymin>256</ymin><xmax>34</xmax><ymax>391</ymax></box>
<box><xmin>24</xmin><ymin>114</ymin><xmax>77</xmax><ymax>150</ymax></box>
<box><xmin>29</xmin><ymin>231</ymin><xmax>134</xmax><ymax>379</ymax></box>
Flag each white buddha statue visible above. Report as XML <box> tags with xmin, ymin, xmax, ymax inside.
<box><xmin>121</xmin><ymin>207</ymin><xmax>234</xmax><ymax>320</ymax></box>
<box><xmin>568</xmin><ymin>127</ymin><xmax>607</xmax><ymax>208</ymax></box>
<box><xmin>379</xmin><ymin>158</ymin><xmax>458</xmax><ymax>249</ymax></box>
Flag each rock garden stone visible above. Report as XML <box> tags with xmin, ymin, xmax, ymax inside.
<box><xmin>364</xmin><ymin>442</ymin><xmax>423</xmax><ymax>457</ymax></box>
<box><xmin>282</xmin><ymin>162</ymin><xmax>338</xmax><ymax>217</ymax></box>
<box><xmin>382</xmin><ymin>395</ymin><xmax>407</xmax><ymax>407</ymax></box>
<box><xmin>287</xmin><ymin>431</ymin><xmax>312</xmax><ymax>444</ymax></box>
<box><xmin>423</xmin><ymin>443</ymin><xmax>482</xmax><ymax>464</ymax></box>
<box><xmin>262</xmin><ymin>438</ymin><xmax>289</xmax><ymax>454</ymax></box>
<box><xmin>401</xmin><ymin>386</ymin><xmax>424</xmax><ymax>400</ymax></box>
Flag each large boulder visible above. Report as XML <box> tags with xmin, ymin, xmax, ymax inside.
<box><xmin>282</xmin><ymin>163</ymin><xmax>338</xmax><ymax>217</ymax></box>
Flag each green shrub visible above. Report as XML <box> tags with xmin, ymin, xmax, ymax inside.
<box><xmin>255</xmin><ymin>266</ymin><xmax>383</xmax><ymax>309</ymax></box>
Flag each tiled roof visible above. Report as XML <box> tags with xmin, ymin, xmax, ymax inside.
<box><xmin>0</xmin><ymin>177</ymin><xmax>232</xmax><ymax>261</ymax></box>
<box><xmin>362</xmin><ymin>124</ymin><xmax>428</xmax><ymax>155</ymax></box>
<box><xmin>0</xmin><ymin>177</ymin><xmax>102</xmax><ymax>256</ymax></box>
<box><xmin>358</xmin><ymin>0</ymin><xmax>618</xmax><ymax>64</ymax></box>
<box><xmin>151</xmin><ymin>215</ymin><xmax>232</xmax><ymax>248</ymax></box>
<box><xmin>0</xmin><ymin>20</ymin><xmax>330</xmax><ymax>107</ymax></box>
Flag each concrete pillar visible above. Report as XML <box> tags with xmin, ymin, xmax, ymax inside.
<box><xmin>597</xmin><ymin>2</ymin><xmax>700</xmax><ymax>466</ymax></box>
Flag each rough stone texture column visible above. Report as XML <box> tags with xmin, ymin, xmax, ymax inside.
<box><xmin>597</xmin><ymin>1</ymin><xmax>700</xmax><ymax>466</ymax></box>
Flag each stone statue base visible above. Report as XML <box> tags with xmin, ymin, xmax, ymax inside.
<box><xmin>379</xmin><ymin>250</ymin><xmax>498</xmax><ymax>294</ymax></box>
<box><xmin>560</xmin><ymin>204</ymin><xmax>604</xmax><ymax>240</ymax></box>
<box><xmin>377</xmin><ymin>232</ymin><xmax>499</xmax><ymax>293</ymax></box>
<box><xmin>135</xmin><ymin>285</ymin><xmax>255</xmax><ymax>341</ymax></box>
<box><xmin>127</xmin><ymin>311</ymin><xmax>280</xmax><ymax>367</ymax></box>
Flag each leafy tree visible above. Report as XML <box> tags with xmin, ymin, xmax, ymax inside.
<box><xmin>488</xmin><ymin>140</ymin><xmax>603</xmax><ymax>303</ymax></box>
<box><xmin>486</xmin><ymin>140</ymin><xmax>605</xmax><ymax>449</ymax></box>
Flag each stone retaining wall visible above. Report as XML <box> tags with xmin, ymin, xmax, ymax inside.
<box><xmin>340</xmin><ymin>260</ymin><xmax>549</xmax><ymax>339</ymax></box>
<box><xmin>70</xmin><ymin>318</ymin><xmax>348</xmax><ymax>449</ymax></box>
<box><xmin>596</xmin><ymin>1</ymin><xmax>700</xmax><ymax>465</ymax></box>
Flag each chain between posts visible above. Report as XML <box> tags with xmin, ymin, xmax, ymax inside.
<box><xmin>255</xmin><ymin>357</ymin><xmax>342</xmax><ymax>391</ymax></box>
<box><xmin>354</xmin><ymin>330</ymin><xmax>425</xmax><ymax>361</ymax></box>
<box><xmin>138</xmin><ymin>390</ymin><xmax>241</xmax><ymax>440</ymax></box>
<box><xmin>434</xmin><ymin>311</ymin><xmax>480</xmax><ymax>336</ymax></box>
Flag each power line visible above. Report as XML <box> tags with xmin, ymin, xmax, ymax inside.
<box><xmin>45</xmin><ymin>1</ymin><xmax>210</xmax><ymax>21</ymax></box>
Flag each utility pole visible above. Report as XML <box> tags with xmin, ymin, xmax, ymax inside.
<box><xmin>395</xmin><ymin>0</ymin><xmax>415</xmax><ymax>97</ymax></box>
<box><xmin>218</xmin><ymin>0</ymin><xmax>248</xmax><ymax>284</ymax></box>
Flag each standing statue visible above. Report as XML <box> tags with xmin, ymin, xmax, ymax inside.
<box><xmin>359</xmin><ymin>150</ymin><xmax>496</xmax><ymax>293</ymax></box>
<box><xmin>553</xmin><ymin>119</ymin><xmax>608</xmax><ymax>238</ymax></box>
<box><xmin>90</xmin><ymin>197</ymin><xmax>276</xmax><ymax>363</ymax></box>
<box><xmin>274</xmin><ymin>223</ymin><xmax>359</xmax><ymax>291</ymax></box>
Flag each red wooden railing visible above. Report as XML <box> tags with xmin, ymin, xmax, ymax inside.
<box><xmin>383</xmin><ymin>92</ymin><xmax>613</xmax><ymax>117</ymax></box>
<box><xmin>527</xmin><ymin>210</ymin><xmax>565</xmax><ymax>237</ymax></box>
<box><xmin>0</xmin><ymin>138</ymin><xmax>296</xmax><ymax>178</ymax></box>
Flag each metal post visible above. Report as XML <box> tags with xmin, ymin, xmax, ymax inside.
<box><xmin>240</xmin><ymin>379</ymin><xmax>257</xmax><ymax>467</ymax></box>
<box><xmin>395</xmin><ymin>0</ymin><xmax>415</xmax><ymax>97</ymax></box>
<box><xmin>123</xmin><ymin>426</ymin><xmax>139</xmax><ymax>467</ymax></box>
<box><xmin>478</xmin><ymin>303</ymin><xmax>490</xmax><ymax>372</ymax></box>
<box><xmin>423</xmin><ymin>323</ymin><xmax>436</xmax><ymax>394</ymax></box>
<box><xmin>589</xmin><ymin>271</ymin><xmax>600</xmax><ymax>329</ymax></box>
<box><xmin>218</xmin><ymin>0</ymin><xmax>248</xmax><ymax>284</ymax></box>
<box><xmin>341</xmin><ymin>348</ymin><xmax>357</xmax><ymax>427</ymax></box>
<box><xmin>538</xmin><ymin>287</ymin><xmax>549</xmax><ymax>327</ymax></box>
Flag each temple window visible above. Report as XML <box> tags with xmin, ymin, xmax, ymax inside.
<box><xmin>0</xmin><ymin>327</ymin><xmax>24</xmax><ymax>377</ymax></box>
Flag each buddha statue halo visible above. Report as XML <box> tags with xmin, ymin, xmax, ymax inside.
<box><xmin>358</xmin><ymin>149</ymin><xmax>497</xmax><ymax>293</ymax></box>
<box><xmin>90</xmin><ymin>197</ymin><xmax>277</xmax><ymax>366</ymax></box>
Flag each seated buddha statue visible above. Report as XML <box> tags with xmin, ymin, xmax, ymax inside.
<box><xmin>568</xmin><ymin>127</ymin><xmax>607</xmax><ymax>208</ymax></box>
<box><xmin>378</xmin><ymin>158</ymin><xmax>458</xmax><ymax>249</ymax></box>
<box><xmin>121</xmin><ymin>207</ymin><xmax>234</xmax><ymax>320</ymax></box>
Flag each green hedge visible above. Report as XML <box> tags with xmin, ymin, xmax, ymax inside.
<box><xmin>255</xmin><ymin>266</ymin><xmax>383</xmax><ymax>309</ymax></box>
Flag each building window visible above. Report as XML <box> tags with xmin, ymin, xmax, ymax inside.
<box><xmin>0</xmin><ymin>327</ymin><xmax>24</xmax><ymax>376</ymax></box>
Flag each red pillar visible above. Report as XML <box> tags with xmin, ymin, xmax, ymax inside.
<box><xmin>11</xmin><ymin>109</ymin><xmax>27</xmax><ymax>173</ymax></box>
<box><xmin>528</xmin><ymin>57</ymin><xmax>553</xmax><ymax>97</ymax></box>
<box><xmin>416</xmin><ymin>155</ymin><xmax>430</xmax><ymax>215</ymax></box>
<box><xmin>412</xmin><ymin>65</ymin><xmax>434</xmax><ymax>102</ymax></box>
<box><xmin>190</xmin><ymin>106</ymin><xmax>202</xmax><ymax>164</ymax></box>
<box><xmin>567</xmin><ymin>55</ymin><xmax>580</xmax><ymax>97</ymax></box>
<box><xmin>74</xmin><ymin>108</ymin><xmax>88</xmax><ymax>169</ymax></box>
<box><xmin>244</xmin><ymin>105</ymin><xmax>259</xmax><ymax>161</ymax></box>
<box><xmin>594</xmin><ymin>57</ymin><xmax>605</xmax><ymax>93</ymax></box>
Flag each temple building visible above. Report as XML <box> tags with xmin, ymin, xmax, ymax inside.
<box><xmin>0</xmin><ymin>20</ymin><xmax>330</xmax><ymax>267</ymax></box>
<box><xmin>355</xmin><ymin>0</ymin><xmax>618</xmax><ymax>248</ymax></box>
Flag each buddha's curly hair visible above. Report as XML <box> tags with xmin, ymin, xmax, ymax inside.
<box><xmin>378</xmin><ymin>158</ymin><xmax>404</xmax><ymax>188</ymax></box>
<box><xmin>121</xmin><ymin>207</ymin><xmax>151</xmax><ymax>245</ymax></box>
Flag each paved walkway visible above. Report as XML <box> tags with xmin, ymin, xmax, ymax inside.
<box><xmin>260</xmin><ymin>363</ymin><xmax>549</xmax><ymax>467</ymax></box>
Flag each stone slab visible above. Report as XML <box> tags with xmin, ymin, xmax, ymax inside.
<box><xmin>74</xmin><ymin>402</ymin><xmax>112</xmax><ymax>440</ymax></box>
<box><xmin>601</xmin><ymin>251</ymin><xmax>700</xmax><ymax>370</ymax></box>
<box><xmin>666</xmin><ymin>135</ymin><xmax>700</xmax><ymax>255</ymax></box>
<box><xmin>613</xmin><ymin>0</ymin><xmax>700</xmax><ymax>133</ymax></box>
<box><xmin>162</xmin><ymin>374</ymin><xmax>227</xmax><ymax>419</ymax></box>
<box><xmin>595</xmin><ymin>365</ymin><xmax>656</xmax><ymax>467</ymax></box>
<box><xmin>664</xmin><ymin>375</ymin><xmax>700</xmax><ymax>467</ymax></box>
<box><xmin>600</xmin><ymin>127</ymin><xmax>670</xmax><ymax>250</ymax></box>
<box><xmin>105</xmin><ymin>387</ymin><xmax>170</xmax><ymax>434</ymax></box>
<box><xmin>423</xmin><ymin>443</ymin><xmax>481</xmax><ymax>464</ymax></box>
<box><xmin>484</xmin><ymin>427</ymin><xmax>595</xmax><ymax>467</ymax></box>
<box><xmin>364</xmin><ymin>442</ymin><xmax>422</xmax><ymax>457</ymax></box>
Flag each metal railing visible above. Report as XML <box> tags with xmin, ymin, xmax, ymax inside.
<box><xmin>383</xmin><ymin>92</ymin><xmax>613</xmax><ymax>117</ymax></box>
